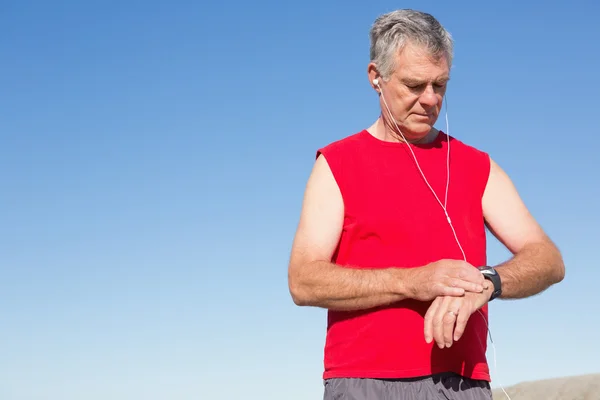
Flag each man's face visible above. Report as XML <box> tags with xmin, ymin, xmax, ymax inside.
<box><xmin>377</xmin><ymin>43</ymin><xmax>450</xmax><ymax>141</ymax></box>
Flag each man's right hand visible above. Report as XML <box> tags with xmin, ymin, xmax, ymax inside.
<box><xmin>404</xmin><ymin>260</ymin><xmax>487</xmax><ymax>302</ymax></box>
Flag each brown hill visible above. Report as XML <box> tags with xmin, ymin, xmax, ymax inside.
<box><xmin>492</xmin><ymin>373</ymin><xmax>600</xmax><ymax>399</ymax></box>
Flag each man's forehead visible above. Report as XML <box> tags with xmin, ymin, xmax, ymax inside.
<box><xmin>394</xmin><ymin>43</ymin><xmax>450</xmax><ymax>79</ymax></box>
<box><xmin>395</xmin><ymin>58</ymin><xmax>449</xmax><ymax>81</ymax></box>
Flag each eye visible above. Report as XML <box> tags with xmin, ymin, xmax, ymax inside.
<box><xmin>407</xmin><ymin>83</ymin><xmax>426</xmax><ymax>91</ymax></box>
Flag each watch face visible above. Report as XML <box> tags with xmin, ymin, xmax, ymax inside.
<box><xmin>479</xmin><ymin>266</ymin><xmax>497</xmax><ymax>276</ymax></box>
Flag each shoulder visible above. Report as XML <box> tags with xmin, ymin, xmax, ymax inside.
<box><xmin>445</xmin><ymin>134</ymin><xmax>492</xmax><ymax>195</ymax></box>
<box><xmin>447</xmin><ymin>134</ymin><xmax>489</xmax><ymax>159</ymax></box>
<box><xmin>447</xmin><ymin>134</ymin><xmax>491</xmax><ymax>169</ymax></box>
<box><xmin>311</xmin><ymin>130</ymin><xmax>368</xmax><ymax>200</ymax></box>
<box><xmin>316</xmin><ymin>130</ymin><xmax>367</xmax><ymax>160</ymax></box>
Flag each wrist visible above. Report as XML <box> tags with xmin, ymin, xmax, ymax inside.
<box><xmin>481</xmin><ymin>284</ymin><xmax>494</xmax><ymax>302</ymax></box>
<box><xmin>389</xmin><ymin>268</ymin><xmax>412</xmax><ymax>299</ymax></box>
<box><xmin>478</xmin><ymin>265</ymin><xmax>502</xmax><ymax>301</ymax></box>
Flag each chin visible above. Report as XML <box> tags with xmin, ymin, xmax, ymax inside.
<box><xmin>406</xmin><ymin>123</ymin><xmax>434</xmax><ymax>137</ymax></box>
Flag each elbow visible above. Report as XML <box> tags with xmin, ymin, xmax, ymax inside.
<box><xmin>549</xmin><ymin>244</ymin><xmax>566</xmax><ymax>284</ymax></box>
<box><xmin>289</xmin><ymin>282</ymin><xmax>310</xmax><ymax>307</ymax></box>
<box><xmin>553</xmin><ymin>260</ymin><xmax>566</xmax><ymax>284</ymax></box>
<box><xmin>529</xmin><ymin>237</ymin><xmax>565</xmax><ymax>285</ymax></box>
<box><xmin>289</xmin><ymin>287</ymin><xmax>309</xmax><ymax>306</ymax></box>
<box><xmin>288</xmin><ymin>267</ymin><xmax>310</xmax><ymax>307</ymax></box>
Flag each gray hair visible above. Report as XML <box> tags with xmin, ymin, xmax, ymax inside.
<box><xmin>369</xmin><ymin>9</ymin><xmax>454</xmax><ymax>79</ymax></box>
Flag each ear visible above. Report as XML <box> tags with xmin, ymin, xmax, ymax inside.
<box><xmin>367</xmin><ymin>62</ymin><xmax>381</xmax><ymax>91</ymax></box>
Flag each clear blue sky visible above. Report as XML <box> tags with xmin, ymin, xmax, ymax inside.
<box><xmin>1</xmin><ymin>1</ymin><xmax>599</xmax><ymax>399</ymax></box>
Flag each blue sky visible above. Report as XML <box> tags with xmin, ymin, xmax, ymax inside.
<box><xmin>1</xmin><ymin>0</ymin><xmax>599</xmax><ymax>399</ymax></box>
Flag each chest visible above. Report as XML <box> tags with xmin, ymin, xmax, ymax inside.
<box><xmin>339</xmin><ymin>149</ymin><xmax>486</xmax><ymax>266</ymax></box>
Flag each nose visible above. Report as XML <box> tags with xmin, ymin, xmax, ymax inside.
<box><xmin>419</xmin><ymin>85</ymin><xmax>439</xmax><ymax>108</ymax></box>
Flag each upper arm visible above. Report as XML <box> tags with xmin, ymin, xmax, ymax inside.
<box><xmin>482</xmin><ymin>157</ymin><xmax>548</xmax><ymax>254</ymax></box>
<box><xmin>288</xmin><ymin>154</ymin><xmax>344</xmax><ymax>270</ymax></box>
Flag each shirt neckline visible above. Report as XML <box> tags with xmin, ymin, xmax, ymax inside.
<box><xmin>359</xmin><ymin>129</ymin><xmax>447</xmax><ymax>149</ymax></box>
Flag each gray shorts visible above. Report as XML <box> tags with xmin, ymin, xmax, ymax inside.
<box><xmin>323</xmin><ymin>373</ymin><xmax>492</xmax><ymax>400</ymax></box>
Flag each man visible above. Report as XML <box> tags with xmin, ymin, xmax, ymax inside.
<box><xmin>287</xmin><ymin>9</ymin><xmax>565</xmax><ymax>400</ymax></box>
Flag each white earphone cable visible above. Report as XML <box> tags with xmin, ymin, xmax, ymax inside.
<box><xmin>378</xmin><ymin>86</ymin><xmax>465</xmax><ymax>261</ymax></box>
<box><xmin>377</xmin><ymin>82</ymin><xmax>512</xmax><ymax>400</ymax></box>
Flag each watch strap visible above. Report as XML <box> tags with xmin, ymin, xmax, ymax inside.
<box><xmin>478</xmin><ymin>266</ymin><xmax>502</xmax><ymax>301</ymax></box>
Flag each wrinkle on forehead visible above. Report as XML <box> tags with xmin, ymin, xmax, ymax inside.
<box><xmin>394</xmin><ymin>42</ymin><xmax>450</xmax><ymax>80</ymax></box>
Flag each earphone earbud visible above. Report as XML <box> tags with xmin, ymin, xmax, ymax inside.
<box><xmin>373</xmin><ymin>78</ymin><xmax>379</xmax><ymax>86</ymax></box>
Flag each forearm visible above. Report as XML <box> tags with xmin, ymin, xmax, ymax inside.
<box><xmin>495</xmin><ymin>239</ymin><xmax>565</xmax><ymax>299</ymax></box>
<box><xmin>288</xmin><ymin>260</ymin><xmax>408</xmax><ymax>311</ymax></box>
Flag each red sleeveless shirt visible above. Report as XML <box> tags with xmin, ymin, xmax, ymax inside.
<box><xmin>317</xmin><ymin>129</ymin><xmax>491</xmax><ymax>381</ymax></box>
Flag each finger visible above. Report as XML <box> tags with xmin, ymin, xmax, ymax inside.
<box><xmin>454</xmin><ymin>302</ymin><xmax>472</xmax><ymax>342</ymax></box>
<box><xmin>443</xmin><ymin>298</ymin><xmax>462</xmax><ymax>347</ymax></box>
<box><xmin>457</xmin><ymin>265</ymin><xmax>486</xmax><ymax>286</ymax></box>
<box><xmin>448</xmin><ymin>278</ymin><xmax>483</xmax><ymax>294</ymax></box>
<box><xmin>441</xmin><ymin>285</ymin><xmax>465</xmax><ymax>297</ymax></box>
<box><xmin>433</xmin><ymin>281</ymin><xmax>464</xmax><ymax>298</ymax></box>
<box><xmin>424</xmin><ymin>298</ymin><xmax>442</xmax><ymax>344</ymax></box>
<box><xmin>433</xmin><ymin>296</ymin><xmax>453</xmax><ymax>349</ymax></box>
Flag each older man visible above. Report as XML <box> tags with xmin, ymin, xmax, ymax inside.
<box><xmin>287</xmin><ymin>8</ymin><xmax>565</xmax><ymax>400</ymax></box>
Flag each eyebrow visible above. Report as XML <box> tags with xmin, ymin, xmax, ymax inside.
<box><xmin>402</xmin><ymin>76</ymin><xmax>450</xmax><ymax>85</ymax></box>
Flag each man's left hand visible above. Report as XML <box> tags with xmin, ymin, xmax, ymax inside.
<box><xmin>423</xmin><ymin>285</ymin><xmax>492</xmax><ymax>349</ymax></box>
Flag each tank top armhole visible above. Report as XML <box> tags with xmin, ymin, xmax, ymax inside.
<box><xmin>478</xmin><ymin>151</ymin><xmax>492</xmax><ymax>200</ymax></box>
<box><xmin>316</xmin><ymin>146</ymin><xmax>345</xmax><ymax>200</ymax></box>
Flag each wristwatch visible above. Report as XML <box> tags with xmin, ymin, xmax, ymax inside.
<box><xmin>478</xmin><ymin>266</ymin><xmax>502</xmax><ymax>301</ymax></box>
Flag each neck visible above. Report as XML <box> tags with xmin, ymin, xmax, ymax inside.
<box><xmin>368</xmin><ymin>117</ymin><xmax>438</xmax><ymax>144</ymax></box>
